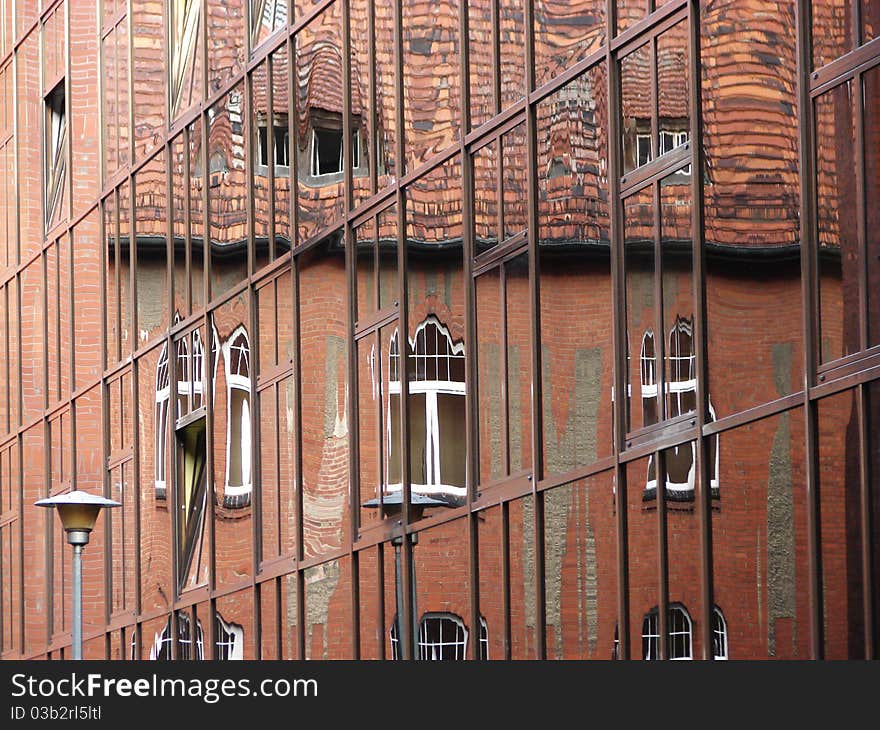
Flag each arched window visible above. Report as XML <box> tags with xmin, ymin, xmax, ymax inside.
<box><xmin>642</xmin><ymin>317</ymin><xmax>719</xmax><ymax>499</ymax></box>
<box><xmin>222</xmin><ymin>326</ymin><xmax>252</xmax><ymax>508</ymax></box>
<box><xmin>155</xmin><ymin>342</ymin><xmax>170</xmax><ymax>499</ymax></box>
<box><xmin>712</xmin><ymin>606</ymin><xmax>728</xmax><ymax>660</ymax></box>
<box><xmin>389</xmin><ymin>613</ymin><xmax>485</xmax><ymax>660</ymax></box>
<box><xmin>386</xmin><ymin>317</ymin><xmax>466</xmax><ymax>501</ymax></box>
<box><xmin>216</xmin><ymin>614</ymin><xmax>244</xmax><ymax>660</ymax></box>
<box><xmin>642</xmin><ymin>604</ymin><xmax>692</xmax><ymax>660</ymax></box>
<box><xmin>148</xmin><ymin>613</ymin><xmax>204</xmax><ymax>660</ymax></box>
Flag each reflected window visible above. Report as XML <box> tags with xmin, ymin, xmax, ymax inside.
<box><xmin>642</xmin><ymin>604</ymin><xmax>692</xmax><ymax>660</ymax></box>
<box><xmin>390</xmin><ymin>613</ymin><xmax>485</xmax><ymax>660</ymax></box>
<box><xmin>155</xmin><ymin>342</ymin><xmax>171</xmax><ymax>499</ymax></box>
<box><xmin>176</xmin><ymin>416</ymin><xmax>208</xmax><ymax>591</ymax></box>
<box><xmin>712</xmin><ymin>606</ymin><xmax>728</xmax><ymax>660</ymax></box>
<box><xmin>257</xmin><ymin>117</ymin><xmax>290</xmax><ymax>169</ymax></box>
<box><xmin>636</xmin><ymin>132</ymin><xmax>651</xmax><ymax>168</ymax></box>
<box><xmin>149</xmin><ymin>613</ymin><xmax>205</xmax><ymax>660</ymax></box>
<box><xmin>45</xmin><ymin>81</ymin><xmax>67</xmax><ymax>228</ymax></box>
<box><xmin>250</xmin><ymin>0</ymin><xmax>287</xmax><ymax>47</ymax></box>
<box><xmin>170</xmin><ymin>0</ymin><xmax>201</xmax><ymax>118</ymax></box>
<box><xmin>387</xmin><ymin>317</ymin><xmax>466</xmax><ymax>502</ymax></box>
<box><xmin>222</xmin><ymin>327</ymin><xmax>252</xmax><ymax>508</ymax></box>
<box><xmin>643</xmin><ymin>317</ymin><xmax>720</xmax><ymax>500</ymax></box>
<box><xmin>216</xmin><ymin>614</ymin><xmax>244</xmax><ymax>660</ymax></box>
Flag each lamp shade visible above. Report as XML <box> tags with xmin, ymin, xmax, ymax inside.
<box><xmin>35</xmin><ymin>491</ymin><xmax>121</xmax><ymax>533</ymax></box>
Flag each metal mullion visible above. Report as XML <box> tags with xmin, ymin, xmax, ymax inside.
<box><xmin>491</xmin><ymin>0</ymin><xmax>501</xmax><ymax>119</ymax></box>
<box><xmin>125</xmin><ymin>0</ymin><xmax>133</xmax><ymax>167</ymax></box>
<box><xmin>40</xmin><ymin>252</ymin><xmax>48</xmax><ymax>413</ymax></box>
<box><xmin>129</xmin><ymin>351</ymin><xmax>142</xmax><ymax>617</ymax></box>
<box><xmin>245</xmin><ymin>70</ymin><xmax>259</xmax><ymax>275</ymax></box>
<box><xmin>501</xmin><ymin>499</ymin><xmax>511</xmax><ymax>659</ymax></box>
<box><xmin>650</xmin><ymin>36</ymin><xmax>658</xmax><ymax>166</ymax></box>
<box><xmin>496</xmin><ymin>139</ymin><xmax>503</xmax><ymax>247</ymax></box>
<box><xmin>608</xmin><ymin>0</ymin><xmax>631</xmax><ymax>661</ymax></box>
<box><xmin>857</xmin><ymin>382</ymin><xmax>874</xmax><ymax>658</ymax></box>
<box><xmin>249</xmin><ymin>249</ymin><xmax>261</xmax><ymax>581</ymax></box>
<box><xmin>809</xmin><ymin>36</ymin><xmax>880</xmax><ymax>93</ymax></box>
<box><xmin>128</xmin><ymin>172</ymin><xmax>136</xmax><ymax>362</ymax></box>
<box><xmin>687</xmin><ymin>0</ymin><xmax>714</xmax><ymax>660</ymax></box>
<box><xmin>855</xmin><ymin>70</ymin><xmax>867</xmax><ymax>353</ymax></box>
<box><xmin>271</xmin><ymin>382</ymin><xmax>281</xmax><ymax>560</ymax></box>
<box><xmin>653</xmin><ymin>180</ymin><xmax>667</xmax><ymax>421</ymax></box>
<box><xmin>796</xmin><ymin>0</ymin><xmax>823</xmax><ymax>659</ymax></box>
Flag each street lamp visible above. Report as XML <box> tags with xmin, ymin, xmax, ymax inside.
<box><xmin>35</xmin><ymin>491</ymin><xmax>120</xmax><ymax>660</ymax></box>
<box><xmin>363</xmin><ymin>491</ymin><xmax>449</xmax><ymax>660</ymax></box>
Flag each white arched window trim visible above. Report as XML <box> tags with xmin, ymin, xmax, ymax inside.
<box><xmin>222</xmin><ymin>325</ymin><xmax>252</xmax><ymax>501</ymax></box>
<box><xmin>386</xmin><ymin>316</ymin><xmax>466</xmax><ymax>498</ymax></box>
<box><xmin>216</xmin><ymin>614</ymin><xmax>244</xmax><ymax>660</ymax></box>
<box><xmin>155</xmin><ymin>342</ymin><xmax>171</xmax><ymax>498</ymax></box>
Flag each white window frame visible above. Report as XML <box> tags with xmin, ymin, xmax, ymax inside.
<box><xmin>386</xmin><ymin>317</ymin><xmax>466</xmax><ymax>498</ymax></box>
<box><xmin>642</xmin><ymin>604</ymin><xmax>692</xmax><ymax>660</ymax></box>
<box><xmin>308</xmin><ymin>126</ymin><xmax>363</xmax><ymax>178</ymax></box>
<box><xmin>216</xmin><ymin>614</ymin><xmax>244</xmax><ymax>660</ymax></box>
<box><xmin>222</xmin><ymin>326</ymin><xmax>253</xmax><ymax>502</ymax></box>
<box><xmin>636</xmin><ymin>132</ymin><xmax>652</xmax><ymax>167</ymax></box>
<box><xmin>155</xmin><ymin>342</ymin><xmax>170</xmax><ymax>497</ymax></box>
<box><xmin>712</xmin><ymin>606</ymin><xmax>728</xmax><ymax>660</ymax></box>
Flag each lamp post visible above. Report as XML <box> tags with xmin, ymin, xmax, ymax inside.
<box><xmin>363</xmin><ymin>491</ymin><xmax>448</xmax><ymax>660</ymax></box>
<box><xmin>35</xmin><ymin>491</ymin><xmax>120</xmax><ymax>660</ymax></box>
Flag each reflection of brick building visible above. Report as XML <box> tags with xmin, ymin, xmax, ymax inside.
<box><xmin>0</xmin><ymin>0</ymin><xmax>877</xmax><ymax>662</ymax></box>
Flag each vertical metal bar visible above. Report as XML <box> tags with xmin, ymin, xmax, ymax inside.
<box><xmin>500</xmin><ymin>263</ymin><xmax>509</xmax><ymax>476</ymax></box>
<box><xmin>377</xmin><ymin>543</ymin><xmax>386</xmax><ymax>659</ymax></box>
<box><xmin>524</xmin><ymin>0</ymin><xmax>545</xmax><ymax>659</ymax></box>
<box><xmin>184</xmin><ymin>125</ymin><xmax>192</xmax><ymax>316</ymax></box>
<box><xmin>855</xmin><ymin>70</ymin><xmax>867</xmax><ymax>354</ymax></box>
<box><xmin>71</xmin><ymin>542</ymin><xmax>81</xmax><ymax>660</ymax></box>
<box><xmin>796</xmin><ymin>0</ymin><xmax>824</xmax><ymax>660</ymax></box>
<box><xmin>491</xmin><ymin>0</ymin><xmax>500</xmax><ymax>119</ymax></box>
<box><xmin>367</xmin><ymin>0</ymin><xmax>377</xmax><ymax>197</ymax></box>
<box><xmin>501</xmin><ymin>499</ymin><xmax>511</xmax><ymax>659</ymax></box>
<box><xmin>857</xmin><ymin>382</ymin><xmax>874</xmax><ymax>658</ymax></box>
<box><xmin>607</xmin><ymin>0</ymin><xmax>631</xmax><ymax>660</ymax></box>
<box><xmin>687</xmin><ymin>0</ymin><xmax>714</xmax><ymax>661</ymax></box>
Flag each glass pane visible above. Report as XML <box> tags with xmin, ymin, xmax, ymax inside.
<box><xmin>354</xmin><ymin>216</ymin><xmax>375</xmax><ymax>321</ymax></box>
<box><xmin>213</xmin><ymin>295</ymin><xmax>254</xmax><ymax>587</ymax></box>
<box><xmin>544</xmin><ymin>472</ymin><xmax>618</xmax><ymax>659</ymax></box>
<box><xmin>350</xmin><ymin>0</ymin><xmax>373</xmax><ymax>207</ymax></box>
<box><xmin>374</xmin><ymin>0</ymin><xmax>397</xmax><ymax>192</ymax></box>
<box><xmin>252</xmin><ymin>0</ymin><xmax>288</xmax><ymax>50</ymax></box>
<box><xmin>621</xmin><ymin>43</ymin><xmax>651</xmax><ymax>175</ymax></box>
<box><xmin>478</xmin><ymin>505</ymin><xmax>505</xmax><ymax>659</ymax></box>
<box><xmin>534</xmin><ymin>0</ymin><xmax>605</xmax><ymax>89</ymax></box>
<box><xmin>617</xmin><ymin>0</ymin><xmax>647</xmax><ymax>36</ymax></box>
<box><xmin>624</xmin><ymin>186</ymin><xmax>656</xmax><ymax>432</ymax></box>
<box><xmin>132</xmin><ymin>1</ymin><xmax>166</xmax><ymax>161</ymax></box>
<box><xmin>402</xmin><ymin>0</ymin><xmax>461</xmax><ymax>173</ymax></box>
<box><xmin>207</xmin><ymin>0</ymin><xmax>246</xmax><ymax>94</ymax></box>
<box><xmin>468</xmin><ymin>0</ymin><xmax>494</xmax><ymax>129</ymax></box>
<box><xmin>508</xmin><ymin>494</ymin><xmax>536</xmax><ymax>658</ymax></box>
<box><xmin>701</xmin><ymin>0</ymin><xmax>802</xmax><ymax>419</ymax></box>
<box><xmin>625</xmin><ymin>455</ymin><xmax>660</xmax><ymax>659</ymax></box>
<box><xmin>135</xmin><ymin>150</ymin><xmax>169</xmax><ymax>347</ymax></box>
<box><xmin>20</xmin><ymin>259</ymin><xmax>44</xmax><ymax>420</ymax></box>
<box><xmin>412</xmin><ymin>519</ymin><xmax>471</xmax><ymax>658</ymax></box>
<box><xmin>867</xmin><ymin>67</ymin><xmax>880</xmax><ymax>347</ymax></box>
<box><xmin>656</xmin><ymin>21</ymin><xmax>690</xmax><ymax>159</ymax></box>
<box><xmin>815</xmin><ymin>82</ymin><xmax>859</xmax><ymax>364</ymax></box>
<box><xmin>502</xmin><ymin>123</ymin><xmax>527</xmax><ymax>240</ymax></box>
<box><xmin>209</xmin><ymin>86</ymin><xmax>250</xmax><ymax>300</ymax></box>
<box><xmin>216</xmin><ymin>590</ymin><xmax>254</xmax><ymax>659</ymax></box>
<box><xmin>299</xmin><ymin>235</ymin><xmax>349</xmax><ymax>558</ymax></box>
<box><xmin>812</xmin><ymin>0</ymin><xmax>852</xmax><ymax>70</ymax></box>
<box><xmin>171</xmin><ymin>134</ymin><xmax>188</xmax><ymax>318</ymax></box>
<box><xmin>139</xmin><ymin>344</ymin><xmax>173</xmax><ymax>613</ymax></box>
<box><xmin>499</xmin><ymin>0</ymin><xmax>526</xmax><ymax>109</ymax></box>
<box><xmin>304</xmin><ymin>558</ymin><xmax>351</xmax><ymax>658</ymax></box>
<box><xmin>864</xmin><ymin>0</ymin><xmax>879</xmax><ymax>44</ymax></box>
<box><xmin>252</xmin><ymin>60</ymin><xmax>271</xmax><ymax>260</ymax></box>
<box><xmin>170</xmin><ymin>0</ymin><xmax>203</xmax><ymax>119</ymax></box>
<box><xmin>710</xmin><ymin>408</ymin><xmax>809</xmax><ymax>658</ymax></box>
<box><xmin>358</xmin><ymin>546</ymin><xmax>390</xmax><ymax>659</ymax></box>
<box><xmin>660</xmin><ymin>166</ymin><xmax>695</xmax><ymax>420</ymax></box>
<box><xmin>259</xmin><ymin>579</ymin><xmax>280</xmax><ymax>659</ymax></box>
<box><xmin>295</xmin><ymin>5</ymin><xmax>345</xmax><ymax>243</ymax></box>
<box><xmin>817</xmin><ymin>389</ymin><xmax>866</xmax><ymax>658</ymax></box>
<box><xmin>473</xmin><ymin>140</ymin><xmax>499</xmax><ymax>255</ymax></box>
<box><xmin>506</xmin><ymin>254</ymin><xmax>531</xmax><ymax>474</ymax></box>
<box><xmin>476</xmin><ymin>267</ymin><xmax>503</xmax><ymax>483</ymax></box>
<box><xmin>272</xmin><ymin>44</ymin><xmax>293</xmax><ymax>257</ymax></box>
<box><xmin>189</xmin><ymin>118</ymin><xmax>206</xmax><ymax>312</ymax></box>
<box><xmin>281</xmin><ymin>572</ymin><xmax>300</xmax><ymax>659</ymax></box>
